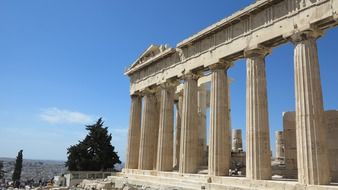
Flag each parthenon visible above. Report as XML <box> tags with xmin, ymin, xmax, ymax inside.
<box><xmin>114</xmin><ymin>0</ymin><xmax>338</xmax><ymax>189</ymax></box>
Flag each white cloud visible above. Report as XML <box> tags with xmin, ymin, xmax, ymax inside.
<box><xmin>39</xmin><ymin>107</ymin><xmax>94</xmax><ymax>124</ymax></box>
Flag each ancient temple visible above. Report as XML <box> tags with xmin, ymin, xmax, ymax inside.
<box><xmin>82</xmin><ymin>0</ymin><xmax>338</xmax><ymax>189</ymax></box>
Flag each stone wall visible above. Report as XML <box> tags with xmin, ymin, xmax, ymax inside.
<box><xmin>283</xmin><ymin>110</ymin><xmax>338</xmax><ymax>181</ymax></box>
<box><xmin>283</xmin><ymin>112</ymin><xmax>297</xmax><ymax>179</ymax></box>
<box><xmin>326</xmin><ymin>110</ymin><xmax>338</xmax><ymax>181</ymax></box>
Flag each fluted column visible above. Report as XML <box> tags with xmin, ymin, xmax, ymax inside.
<box><xmin>245</xmin><ymin>48</ymin><xmax>271</xmax><ymax>180</ymax></box>
<box><xmin>179</xmin><ymin>73</ymin><xmax>199</xmax><ymax>174</ymax></box>
<box><xmin>152</xmin><ymin>96</ymin><xmax>160</xmax><ymax>170</ymax></box>
<box><xmin>156</xmin><ymin>82</ymin><xmax>176</xmax><ymax>171</ymax></box>
<box><xmin>173</xmin><ymin>94</ymin><xmax>183</xmax><ymax>169</ymax></box>
<box><xmin>208</xmin><ymin>63</ymin><xmax>231</xmax><ymax>176</ymax></box>
<box><xmin>275</xmin><ymin>131</ymin><xmax>285</xmax><ymax>159</ymax></box>
<box><xmin>232</xmin><ymin>129</ymin><xmax>243</xmax><ymax>152</ymax></box>
<box><xmin>227</xmin><ymin>78</ymin><xmax>232</xmax><ymax>156</ymax></box>
<box><xmin>138</xmin><ymin>90</ymin><xmax>157</xmax><ymax>170</ymax></box>
<box><xmin>198</xmin><ymin>83</ymin><xmax>208</xmax><ymax>167</ymax></box>
<box><xmin>292</xmin><ymin>31</ymin><xmax>330</xmax><ymax>185</ymax></box>
<box><xmin>126</xmin><ymin>95</ymin><xmax>142</xmax><ymax>169</ymax></box>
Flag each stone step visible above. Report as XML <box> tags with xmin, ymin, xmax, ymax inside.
<box><xmin>105</xmin><ymin>172</ymin><xmax>338</xmax><ymax>190</ymax></box>
<box><xmin>125</xmin><ymin>174</ymin><xmax>204</xmax><ymax>189</ymax></box>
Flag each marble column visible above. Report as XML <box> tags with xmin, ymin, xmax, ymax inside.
<box><xmin>179</xmin><ymin>73</ymin><xmax>199</xmax><ymax>174</ymax></box>
<box><xmin>292</xmin><ymin>31</ymin><xmax>330</xmax><ymax>185</ymax></box>
<box><xmin>156</xmin><ymin>83</ymin><xmax>175</xmax><ymax>171</ymax></box>
<box><xmin>232</xmin><ymin>129</ymin><xmax>243</xmax><ymax>152</ymax></box>
<box><xmin>173</xmin><ymin>94</ymin><xmax>183</xmax><ymax>169</ymax></box>
<box><xmin>138</xmin><ymin>90</ymin><xmax>157</xmax><ymax>170</ymax></box>
<box><xmin>125</xmin><ymin>95</ymin><xmax>142</xmax><ymax>169</ymax></box>
<box><xmin>275</xmin><ymin>131</ymin><xmax>285</xmax><ymax>159</ymax></box>
<box><xmin>198</xmin><ymin>83</ymin><xmax>208</xmax><ymax>167</ymax></box>
<box><xmin>227</xmin><ymin>79</ymin><xmax>232</xmax><ymax>156</ymax></box>
<box><xmin>152</xmin><ymin>95</ymin><xmax>160</xmax><ymax>170</ymax></box>
<box><xmin>208</xmin><ymin>63</ymin><xmax>231</xmax><ymax>176</ymax></box>
<box><xmin>245</xmin><ymin>48</ymin><xmax>271</xmax><ymax>180</ymax></box>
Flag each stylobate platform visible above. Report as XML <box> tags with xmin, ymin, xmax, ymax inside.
<box><xmin>97</xmin><ymin>169</ymin><xmax>338</xmax><ymax>190</ymax></box>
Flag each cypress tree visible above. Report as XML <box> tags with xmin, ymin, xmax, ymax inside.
<box><xmin>12</xmin><ymin>150</ymin><xmax>23</xmax><ymax>184</ymax></box>
<box><xmin>65</xmin><ymin>118</ymin><xmax>121</xmax><ymax>171</ymax></box>
<box><xmin>0</xmin><ymin>161</ymin><xmax>5</xmax><ymax>179</ymax></box>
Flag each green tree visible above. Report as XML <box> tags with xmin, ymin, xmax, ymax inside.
<box><xmin>65</xmin><ymin>118</ymin><xmax>121</xmax><ymax>171</ymax></box>
<box><xmin>0</xmin><ymin>161</ymin><xmax>5</xmax><ymax>179</ymax></box>
<box><xmin>12</xmin><ymin>150</ymin><xmax>23</xmax><ymax>184</ymax></box>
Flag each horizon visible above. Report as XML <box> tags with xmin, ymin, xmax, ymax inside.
<box><xmin>0</xmin><ymin>156</ymin><xmax>65</xmax><ymax>162</ymax></box>
<box><xmin>1</xmin><ymin>0</ymin><xmax>338</xmax><ymax>162</ymax></box>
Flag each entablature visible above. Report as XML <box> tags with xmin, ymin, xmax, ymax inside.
<box><xmin>126</xmin><ymin>0</ymin><xmax>338</xmax><ymax>95</ymax></box>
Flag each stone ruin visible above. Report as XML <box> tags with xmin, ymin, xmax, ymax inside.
<box><xmin>81</xmin><ymin>0</ymin><xmax>338</xmax><ymax>189</ymax></box>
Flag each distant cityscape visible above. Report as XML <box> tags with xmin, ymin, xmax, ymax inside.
<box><xmin>0</xmin><ymin>157</ymin><xmax>66</xmax><ymax>183</ymax></box>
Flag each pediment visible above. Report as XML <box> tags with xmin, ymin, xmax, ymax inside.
<box><xmin>128</xmin><ymin>44</ymin><xmax>171</xmax><ymax>71</ymax></box>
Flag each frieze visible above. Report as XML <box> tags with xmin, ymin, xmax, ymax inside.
<box><xmin>127</xmin><ymin>0</ymin><xmax>336</xmax><ymax>95</ymax></box>
<box><xmin>180</xmin><ymin>0</ymin><xmax>327</xmax><ymax>61</ymax></box>
<box><xmin>129</xmin><ymin>52</ymin><xmax>181</xmax><ymax>85</ymax></box>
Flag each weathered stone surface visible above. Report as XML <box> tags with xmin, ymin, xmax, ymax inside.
<box><xmin>284</xmin><ymin>110</ymin><xmax>338</xmax><ymax>182</ymax></box>
<box><xmin>138</xmin><ymin>92</ymin><xmax>158</xmax><ymax>170</ymax></box>
<box><xmin>232</xmin><ymin>129</ymin><xmax>243</xmax><ymax>152</ymax></box>
<box><xmin>326</xmin><ymin>110</ymin><xmax>338</xmax><ymax>182</ymax></box>
<box><xmin>283</xmin><ymin>112</ymin><xmax>297</xmax><ymax>179</ymax></box>
<box><xmin>292</xmin><ymin>31</ymin><xmax>330</xmax><ymax>185</ymax></box>
<box><xmin>126</xmin><ymin>95</ymin><xmax>142</xmax><ymax>169</ymax></box>
<box><xmin>173</xmin><ymin>94</ymin><xmax>182</xmax><ymax>170</ymax></box>
<box><xmin>275</xmin><ymin>131</ymin><xmax>285</xmax><ymax>160</ymax></box>
<box><xmin>126</xmin><ymin>0</ymin><xmax>338</xmax><ymax>95</ymax></box>
<box><xmin>245</xmin><ymin>48</ymin><xmax>271</xmax><ymax>180</ymax></box>
<box><xmin>208</xmin><ymin>63</ymin><xmax>231</xmax><ymax>176</ymax></box>
<box><xmin>152</xmin><ymin>96</ymin><xmax>160</xmax><ymax>170</ymax></box>
<box><xmin>123</xmin><ymin>0</ymin><xmax>338</xmax><ymax>188</ymax></box>
<box><xmin>198</xmin><ymin>83</ymin><xmax>208</xmax><ymax>167</ymax></box>
<box><xmin>156</xmin><ymin>84</ymin><xmax>175</xmax><ymax>171</ymax></box>
<box><xmin>179</xmin><ymin>73</ymin><xmax>199</xmax><ymax>174</ymax></box>
<box><xmin>105</xmin><ymin>170</ymin><xmax>338</xmax><ymax>190</ymax></box>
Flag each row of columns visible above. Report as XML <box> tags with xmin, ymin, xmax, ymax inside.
<box><xmin>126</xmin><ymin>30</ymin><xmax>330</xmax><ymax>185</ymax></box>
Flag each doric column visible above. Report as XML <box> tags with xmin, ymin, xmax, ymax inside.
<box><xmin>138</xmin><ymin>89</ymin><xmax>157</xmax><ymax>170</ymax></box>
<box><xmin>152</xmin><ymin>94</ymin><xmax>160</xmax><ymax>170</ymax></box>
<box><xmin>227</xmin><ymin>78</ymin><xmax>232</xmax><ymax>156</ymax></box>
<box><xmin>156</xmin><ymin>82</ymin><xmax>176</xmax><ymax>171</ymax></box>
<box><xmin>275</xmin><ymin>131</ymin><xmax>285</xmax><ymax>160</ymax></box>
<box><xmin>179</xmin><ymin>72</ymin><xmax>199</xmax><ymax>174</ymax></box>
<box><xmin>245</xmin><ymin>47</ymin><xmax>271</xmax><ymax>180</ymax></box>
<box><xmin>232</xmin><ymin>129</ymin><xmax>243</xmax><ymax>152</ymax></box>
<box><xmin>125</xmin><ymin>94</ymin><xmax>142</xmax><ymax>169</ymax></box>
<box><xmin>198</xmin><ymin>83</ymin><xmax>208</xmax><ymax>167</ymax></box>
<box><xmin>291</xmin><ymin>30</ymin><xmax>330</xmax><ymax>185</ymax></box>
<box><xmin>173</xmin><ymin>93</ymin><xmax>183</xmax><ymax>170</ymax></box>
<box><xmin>208</xmin><ymin>62</ymin><xmax>231</xmax><ymax>176</ymax></box>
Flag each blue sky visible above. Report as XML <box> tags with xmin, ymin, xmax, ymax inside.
<box><xmin>0</xmin><ymin>0</ymin><xmax>337</xmax><ymax>162</ymax></box>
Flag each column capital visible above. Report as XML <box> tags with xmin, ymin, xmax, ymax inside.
<box><xmin>175</xmin><ymin>84</ymin><xmax>184</xmax><ymax>97</ymax></box>
<box><xmin>131</xmin><ymin>92</ymin><xmax>142</xmax><ymax>98</ymax></box>
<box><xmin>182</xmin><ymin>72</ymin><xmax>201</xmax><ymax>81</ymax></box>
<box><xmin>290</xmin><ymin>29</ymin><xmax>323</xmax><ymax>44</ymax></box>
<box><xmin>244</xmin><ymin>46</ymin><xmax>271</xmax><ymax>58</ymax></box>
<box><xmin>160</xmin><ymin>79</ymin><xmax>180</xmax><ymax>90</ymax></box>
<box><xmin>141</xmin><ymin>87</ymin><xmax>158</xmax><ymax>96</ymax></box>
<box><xmin>209</xmin><ymin>61</ymin><xmax>232</xmax><ymax>71</ymax></box>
